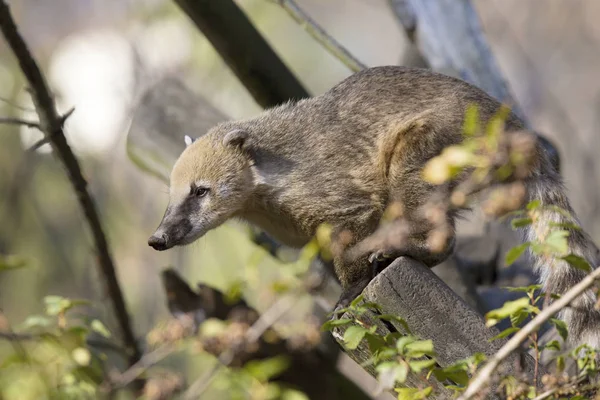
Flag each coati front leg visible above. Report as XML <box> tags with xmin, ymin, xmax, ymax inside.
<box><xmin>332</xmin><ymin>254</ymin><xmax>374</xmax><ymax>316</ymax></box>
<box><xmin>332</xmin><ymin>227</ymin><xmax>456</xmax><ymax>317</ymax></box>
<box><xmin>332</xmin><ymin>183</ymin><xmax>458</xmax><ymax>315</ymax></box>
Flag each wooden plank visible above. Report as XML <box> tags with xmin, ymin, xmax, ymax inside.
<box><xmin>335</xmin><ymin>257</ymin><xmax>543</xmax><ymax>399</ymax></box>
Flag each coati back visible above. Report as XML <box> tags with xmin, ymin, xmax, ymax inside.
<box><xmin>148</xmin><ymin>66</ymin><xmax>600</xmax><ymax>350</ymax></box>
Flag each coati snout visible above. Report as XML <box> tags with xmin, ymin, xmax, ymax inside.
<box><xmin>148</xmin><ymin>205</ymin><xmax>193</xmax><ymax>251</ymax></box>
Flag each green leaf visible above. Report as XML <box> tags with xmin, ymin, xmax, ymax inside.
<box><xmin>434</xmin><ymin>368</ymin><xmax>470</xmax><ymax>386</ymax></box>
<box><xmin>485</xmin><ymin>297</ymin><xmax>531</xmax><ymax>326</ymax></box>
<box><xmin>499</xmin><ymin>210</ymin><xmax>526</xmax><ymax>221</ymax></box>
<box><xmin>45</xmin><ymin>296</ymin><xmax>72</xmax><ymax>316</ymax></box>
<box><xmin>394</xmin><ymin>363</ymin><xmax>409</xmax><ymax>384</ymax></box>
<box><xmin>396</xmin><ymin>336</ymin><xmax>417</xmax><ymax>353</ymax></box>
<box><xmin>489</xmin><ymin>327</ymin><xmax>519</xmax><ymax>341</ymax></box>
<box><xmin>550</xmin><ymin>318</ymin><xmax>568</xmax><ymax>342</ymax></box>
<box><xmin>396</xmin><ymin>386</ymin><xmax>433</xmax><ymax>400</ymax></box>
<box><xmin>409</xmin><ymin>358</ymin><xmax>437</xmax><ymax>373</ymax></box>
<box><xmin>548</xmin><ymin>221</ymin><xmax>581</xmax><ymax>230</ymax></box>
<box><xmin>343</xmin><ymin>326</ymin><xmax>368</xmax><ymax>350</ymax></box>
<box><xmin>377</xmin><ymin>362</ymin><xmax>409</xmax><ymax>389</ymax></box>
<box><xmin>321</xmin><ymin>318</ymin><xmax>353</xmax><ymax>331</ymax></box>
<box><xmin>68</xmin><ymin>326</ymin><xmax>89</xmax><ymax>341</ymax></box>
<box><xmin>362</xmin><ymin>302</ymin><xmax>383</xmax><ymax>312</ymax></box>
<box><xmin>526</xmin><ymin>200</ymin><xmax>541</xmax><ymax>210</ymax></box>
<box><xmin>404</xmin><ymin>340</ymin><xmax>435</xmax><ymax>358</ymax></box>
<box><xmin>244</xmin><ymin>356</ymin><xmax>291</xmax><ymax>382</ymax></box>
<box><xmin>547</xmin><ymin>205</ymin><xmax>574</xmax><ymax>218</ymax></box>
<box><xmin>20</xmin><ymin>315</ymin><xmax>51</xmax><ymax>329</ymax></box>
<box><xmin>376</xmin><ymin>348</ymin><xmax>398</xmax><ymax>363</ymax></box>
<box><xmin>72</xmin><ymin>347</ymin><xmax>91</xmax><ymax>366</ymax></box>
<box><xmin>505</xmin><ymin>243</ymin><xmax>530</xmax><ymax>266</ymax></box>
<box><xmin>542</xmin><ymin>340</ymin><xmax>561</xmax><ymax>351</ymax></box>
<box><xmin>0</xmin><ymin>352</ymin><xmax>28</xmax><ymax>368</ymax></box>
<box><xmin>556</xmin><ymin>355</ymin><xmax>565</xmax><ymax>372</ymax></box>
<box><xmin>463</xmin><ymin>104</ymin><xmax>480</xmax><ymax>137</ymax></box>
<box><xmin>90</xmin><ymin>320</ymin><xmax>111</xmax><ymax>338</ymax></box>
<box><xmin>545</xmin><ymin>230</ymin><xmax>569</xmax><ymax>255</ymax></box>
<box><xmin>350</xmin><ymin>294</ymin><xmax>365</xmax><ymax>309</ymax></box>
<box><xmin>44</xmin><ymin>296</ymin><xmax>90</xmax><ymax>316</ymax></box>
<box><xmin>505</xmin><ymin>284</ymin><xmax>542</xmax><ymax>293</ymax></box>
<box><xmin>562</xmin><ymin>254</ymin><xmax>591</xmax><ymax>272</ymax></box>
<box><xmin>511</xmin><ymin>218</ymin><xmax>532</xmax><ymax>229</ymax></box>
<box><xmin>281</xmin><ymin>389</ymin><xmax>309</xmax><ymax>400</ymax></box>
<box><xmin>444</xmin><ymin>384</ymin><xmax>467</xmax><ymax>393</ymax></box>
<box><xmin>0</xmin><ymin>255</ymin><xmax>29</xmax><ymax>272</ymax></box>
<box><xmin>199</xmin><ymin>318</ymin><xmax>227</xmax><ymax>337</ymax></box>
<box><xmin>509</xmin><ymin>310</ymin><xmax>530</xmax><ymax>327</ymax></box>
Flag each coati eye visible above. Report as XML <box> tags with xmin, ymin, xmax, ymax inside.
<box><xmin>191</xmin><ymin>185</ymin><xmax>209</xmax><ymax>198</ymax></box>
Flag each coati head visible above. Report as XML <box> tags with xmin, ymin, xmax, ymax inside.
<box><xmin>148</xmin><ymin>128</ymin><xmax>253</xmax><ymax>251</ymax></box>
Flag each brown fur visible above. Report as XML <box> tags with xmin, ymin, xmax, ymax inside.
<box><xmin>150</xmin><ymin>66</ymin><xmax>600</xmax><ymax>348</ymax></box>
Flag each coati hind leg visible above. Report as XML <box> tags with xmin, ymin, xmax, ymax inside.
<box><xmin>375</xmin><ymin>121</ymin><xmax>460</xmax><ymax>271</ymax></box>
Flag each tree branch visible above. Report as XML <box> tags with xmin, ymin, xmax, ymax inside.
<box><xmin>0</xmin><ymin>116</ymin><xmax>41</xmax><ymax>130</ymax></box>
<box><xmin>0</xmin><ymin>330</ymin><xmax>126</xmax><ymax>355</ymax></box>
<box><xmin>458</xmin><ymin>266</ymin><xmax>600</xmax><ymax>400</ymax></box>
<box><xmin>0</xmin><ymin>0</ymin><xmax>141</xmax><ymax>370</ymax></box>
<box><xmin>173</xmin><ymin>0</ymin><xmax>310</xmax><ymax>108</ymax></box>
<box><xmin>273</xmin><ymin>0</ymin><xmax>366</xmax><ymax>73</ymax></box>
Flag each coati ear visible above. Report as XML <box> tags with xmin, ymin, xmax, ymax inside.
<box><xmin>223</xmin><ymin>129</ymin><xmax>249</xmax><ymax>151</ymax></box>
<box><xmin>184</xmin><ymin>135</ymin><xmax>194</xmax><ymax>147</ymax></box>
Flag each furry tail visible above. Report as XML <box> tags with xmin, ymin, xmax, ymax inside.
<box><xmin>525</xmin><ymin>161</ymin><xmax>600</xmax><ymax>350</ymax></box>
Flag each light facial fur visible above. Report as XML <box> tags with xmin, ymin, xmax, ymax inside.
<box><xmin>149</xmin><ymin>129</ymin><xmax>253</xmax><ymax>250</ymax></box>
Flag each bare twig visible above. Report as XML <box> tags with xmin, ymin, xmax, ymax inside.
<box><xmin>272</xmin><ymin>0</ymin><xmax>366</xmax><ymax>73</ymax></box>
<box><xmin>108</xmin><ymin>344</ymin><xmax>176</xmax><ymax>390</ymax></box>
<box><xmin>0</xmin><ymin>116</ymin><xmax>41</xmax><ymax>130</ymax></box>
<box><xmin>27</xmin><ymin>137</ymin><xmax>49</xmax><ymax>152</ymax></box>
<box><xmin>0</xmin><ymin>0</ymin><xmax>141</xmax><ymax>370</ymax></box>
<box><xmin>0</xmin><ymin>94</ymin><xmax>35</xmax><ymax>111</ymax></box>
<box><xmin>182</xmin><ymin>294</ymin><xmax>297</xmax><ymax>400</ymax></box>
<box><xmin>0</xmin><ymin>309</ymin><xmax>29</xmax><ymax>362</ymax></box>
<box><xmin>0</xmin><ymin>330</ymin><xmax>126</xmax><ymax>355</ymax></box>
<box><xmin>458</xmin><ymin>266</ymin><xmax>600</xmax><ymax>400</ymax></box>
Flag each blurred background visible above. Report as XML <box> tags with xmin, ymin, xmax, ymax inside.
<box><xmin>1</xmin><ymin>0</ymin><xmax>600</xmax><ymax>398</ymax></box>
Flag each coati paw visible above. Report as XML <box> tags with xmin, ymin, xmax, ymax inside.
<box><xmin>329</xmin><ymin>301</ymin><xmax>348</xmax><ymax>321</ymax></box>
<box><xmin>368</xmin><ymin>250</ymin><xmax>393</xmax><ymax>264</ymax></box>
<box><xmin>369</xmin><ymin>250</ymin><xmax>399</xmax><ymax>278</ymax></box>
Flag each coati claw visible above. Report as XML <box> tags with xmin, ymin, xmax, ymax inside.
<box><xmin>329</xmin><ymin>304</ymin><xmax>345</xmax><ymax>321</ymax></box>
<box><xmin>368</xmin><ymin>250</ymin><xmax>393</xmax><ymax>264</ymax></box>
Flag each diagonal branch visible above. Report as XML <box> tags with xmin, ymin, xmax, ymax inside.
<box><xmin>273</xmin><ymin>0</ymin><xmax>366</xmax><ymax>73</ymax></box>
<box><xmin>173</xmin><ymin>0</ymin><xmax>310</xmax><ymax>108</ymax></box>
<box><xmin>0</xmin><ymin>0</ymin><xmax>141</xmax><ymax>369</ymax></box>
<box><xmin>458</xmin><ymin>265</ymin><xmax>600</xmax><ymax>400</ymax></box>
<box><xmin>0</xmin><ymin>116</ymin><xmax>41</xmax><ymax>130</ymax></box>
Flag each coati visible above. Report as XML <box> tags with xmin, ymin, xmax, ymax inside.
<box><xmin>148</xmin><ymin>66</ymin><xmax>600</xmax><ymax>349</ymax></box>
